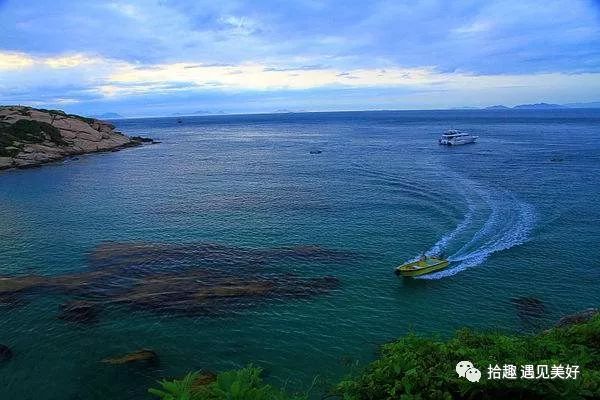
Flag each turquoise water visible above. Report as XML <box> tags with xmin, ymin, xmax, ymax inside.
<box><xmin>1</xmin><ymin>110</ymin><xmax>599</xmax><ymax>399</ymax></box>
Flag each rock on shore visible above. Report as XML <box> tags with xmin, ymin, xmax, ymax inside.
<box><xmin>555</xmin><ymin>308</ymin><xmax>598</xmax><ymax>328</ymax></box>
<box><xmin>0</xmin><ymin>106</ymin><xmax>153</xmax><ymax>170</ymax></box>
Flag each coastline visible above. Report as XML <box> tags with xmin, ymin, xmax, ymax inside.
<box><xmin>0</xmin><ymin>106</ymin><xmax>156</xmax><ymax>171</ymax></box>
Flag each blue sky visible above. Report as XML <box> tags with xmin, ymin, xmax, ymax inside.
<box><xmin>1</xmin><ymin>0</ymin><xmax>599</xmax><ymax>116</ymax></box>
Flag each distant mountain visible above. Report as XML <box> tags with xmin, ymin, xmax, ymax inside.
<box><xmin>513</xmin><ymin>102</ymin><xmax>566</xmax><ymax>109</ymax></box>
<box><xmin>480</xmin><ymin>101</ymin><xmax>600</xmax><ymax>110</ymax></box>
<box><xmin>563</xmin><ymin>101</ymin><xmax>600</xmax><ymax>109</ymax></box>
<box><xmin>172</xmin><ymin>110</ymin><xmax>226</xmax><ymax>116</ymax></box>
<box><xmin>93</xmin><ymin>112</ymin><xmax>124</xmax><ymax>119</ymax></box>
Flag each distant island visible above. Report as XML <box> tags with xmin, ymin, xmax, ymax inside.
<box><xmin>484</xmin><ymin>105</ymin><xmax>511</xmax><ymax>110</ymax></box>
<box><xmin>92</xmin><ymin>112</ymin><xmax>125</xmax><ymax>119</ymax></box>
<box><xmin>171</xmin><ymin>110</ymin><xmax>227</xmax><ymax>116</ymax></box>
<box><xmin>272</xmin><ymin>109</ymin><xmax>295</xmax><ymax>113</ymax></box>
<box><xmin>0</xmin><ymin>106</ymin><xmax>155</xmax><ymax>170</ymax></box>
<box><xmin>513</xmin><ymin>102</ymin><xmax>565</xmax><ymax>109</ymax></box>
<box><xmin>484</xmin><ymin>101</ymin><xmax>600</xmax><ymax>110</ymax></box>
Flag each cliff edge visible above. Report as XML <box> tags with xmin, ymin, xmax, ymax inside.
<box><xmin>0</xmin><ymin>106</ymin><xmax>151</xmax><ymax>170</ymax></box>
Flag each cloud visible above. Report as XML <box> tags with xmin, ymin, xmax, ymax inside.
<box><xmin>218</xmin><ymin>15</ymin><xmax>261</xmax><ymax>35</ymax></box>
<box><xmin>0</xmin><ymin>0</ymin><xmax>599</xmax><ymax>114</ymax></box>
<box><xmin>44</xmin><ymin>54</ymin><xmax>101</xmax><ymax>69</ymax></box>
<box><xmin>0</xmin><ymin>51</ymin><xmax>108</xmax><ymax>71</ymax></box>
<box><xmin>106</xmin><ymin>2</ymin><xmax>141</xmax><ymax>19</ymax></box>
<box><xmin>105</xmin><ymin>61</ymin><xmax>441</xmax><ymax>93</ymax></box>
<box><xmin>2</xmin><ymin>0</ymin><xmax>599</xmax><ymax>72</ymax></box>
<box><xmin>3</xmin><ymin>48</ymin><xmax>599</xmax><ymax>110</ymax></box>
<box><xmin>0</xmin><ymin>51</ymin><xmax>34</xmax><ymax>69</ymax></box>
<box><xmin>452</xmin><ymin>20</ymin><xmax>493</xmax><ymax>35</ymax></box>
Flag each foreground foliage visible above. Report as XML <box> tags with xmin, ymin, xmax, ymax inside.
<box><xmin>150</xmin><ymin>315</ymin><xmax>599</xmax><ymax>400</ymax></box>
<box><xmin>149</xmin><ymin>365</ymin><xmax>306</xmax><ymax>400</ymax></box>
<box><xmin>337</xmin><ymin>314</ymin><xmax>600</xmax><ymax>400</ymax></box>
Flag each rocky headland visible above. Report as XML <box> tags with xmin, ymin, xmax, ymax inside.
<box><xmin>0</xmin><ymin>105</ymin><xmax>154</xmax><ymax>170</ymax></box>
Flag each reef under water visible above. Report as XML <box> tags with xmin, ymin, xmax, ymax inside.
<box><xmin>0</xmin><ymin>241</ymin><xmax>351</xmax><ymax>320</ymax></box>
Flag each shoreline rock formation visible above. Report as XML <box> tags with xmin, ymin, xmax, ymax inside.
<box><xmin>0</xmin><ymin>105</ymin><xmax>155</xmax><ymax>170</ymax></box>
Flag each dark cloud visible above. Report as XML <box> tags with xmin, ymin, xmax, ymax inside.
<box><xmin>2</xmin><ymin>0</ymin><xmax>598</xmax><ymax>73</ymax></box>
<box><xmin>1</xmin><ymin>0</ymin><xmax>600</xmax><ymax>114</ymax></box>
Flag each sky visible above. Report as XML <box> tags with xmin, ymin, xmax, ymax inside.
<box><xmin>1</xmin><ymin>0</ymin><xmax>600</xmax><ymax>116</ymax></box>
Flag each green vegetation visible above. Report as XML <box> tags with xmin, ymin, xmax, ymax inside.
<box><xmin>337</xmin><ymin>314</ymin><xmax>599</xmax><ymax>399</ymax></box>
<box><xmin>0</xmin><ymin>119</ymin><xmax>66</xmax><ymax>156</ymax></box>
<box><xmin>149</xmin><ymin>365</ymin><xmax>306</xmax><ymax>400</ymax></box>
<box><xmin>29</xmin><ymin>107</ymin><xmax>97</xmax><ymax>125</ymax></box>
<box><xmin>151</xmin><ymin>315</ymin><xmax>599</xmax><ymax>400</ymax></box>
<box><xmin>36</xmin><ymin>108</ymin><xmax>67</xmax><ymax>117</ymax></box>
<box><xmin>68</xmin><ymin>113</ymin><xmax>97</xmax><ymax>125</ymax></box>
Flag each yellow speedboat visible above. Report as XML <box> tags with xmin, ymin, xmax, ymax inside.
<box><xmin>395</xmin><ymin>255</ymin><xmax>449</xmax><ymax>277</ymax></box>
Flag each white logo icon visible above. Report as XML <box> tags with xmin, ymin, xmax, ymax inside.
<box><xmin>456</xmin><ymin>361</ymin><xmax>481</xmax><ymax>382</ymax></box>
<box><xmin>456</xmin><ymin>361</ymin><xmax>474</xmax><ymax>377</ymax></box>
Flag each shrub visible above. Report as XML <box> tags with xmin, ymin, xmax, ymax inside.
<box><xmin>37</xmin><ymin>108</ymin><xmax>67</xmax><ymax>117</ymax></box>
<box><xmin>67</xmin><ymin>114</ymin><xmax>96</xmax><ymax>125</ymax></box>
<box><xmin>149</xmin><ymin>365</ymin><xmax>306</xmax><ymax>400</ymax></box>
<box><xmin>0</xmin><ymin>119</ymin><xmax>66</xmax><ymax>148</ymax></box>
<box><xmin>336</xmin><ymin>315</ymin><xmax>600</xmax><ymax>400</ymax></box>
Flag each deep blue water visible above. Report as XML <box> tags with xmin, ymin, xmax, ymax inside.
<box><xmin>1</xmin><ymin>110</ymin><xmax>599</xmax><ymax>399</ymax></box>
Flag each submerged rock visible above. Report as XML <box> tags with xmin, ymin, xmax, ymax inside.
<box><xmin>101</xmin><ymin>349</ymin><xmax>157</xmax><ymax>365</ymax></box>
<box><xmin>58</xmin><ymin>300</ymin><xmax>100</xmax><ymax>323</ymax></box>
<box><xmin>339</xmin><ymin>355</ymin><xmax>356</xmax><ymax>366</ymax></box>
<box><xmin>112</xmin><ymin>272</ymin><xmax>340</xmax><ymax>315</ymax></box>
<box><xmin>0</xmin><ymin>275</ymin><xmax>47</xmax><ymax>293</ymax></box>
<box><xmin>0</xmin><ymin>344</ymin><xmax>13</xmax><ymax>362</ymax></box>
<box><xmin>87</xmin><ymin>242</ymin><xmax>357</xmax><ymax>275</ymax></box>
<box><xmin>555</xmin><ymin>308</ymin><xmax>598</xmax><ymax>328</ymax></box>
<box><xmin>511</xmin><ymin>297</ymin><xmax>547</xmax><ymax>331</ymax></box>
<box><xmin>0</xmin><ymin>241</ymin><xmax>344</xmax><ymax>318</ymax></box>
<box><xmin>0</xmin><ymin>292</ymin><xmax>27</xmax><ymax>309</ymax></box>
<box><xmin>511</xmin><ymin>296</ymin><xmax>545</xmax><ymax>319</ymax></box>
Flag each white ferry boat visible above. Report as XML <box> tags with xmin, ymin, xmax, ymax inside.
<box><xmin>439</xmin><ymin>129</ymin><xmax>478</xmax><ymax>145</ymax></box>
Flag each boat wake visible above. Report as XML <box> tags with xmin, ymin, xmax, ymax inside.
<box><xmin>352</xmin><ymin>163</ymin><xmax>536</xmax><ymax>279</ymax></box>
<box><xmin>418</xmin><ymin>179</ymin><xmax>536</xmax><ymax>280</ymax></box>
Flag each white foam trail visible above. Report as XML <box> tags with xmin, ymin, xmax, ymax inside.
<box><xmin>426</xmin><ymin>192</ymin><xmax>476</xmax><ymax>257</ymax></box>
<box><xmin>419</xmin><ymin>190</ymin><xmax>536</xmax><ymax>280</ymax></box>
<box><xmin>448</xmin><ymin>186</ymin><xmax>500</xmax><ymax>260</ymax></box>
<box><xmin>358</xmin><ymin>163</ymin><xmax>537</xmax><ymax>280</ymax></box>
<box><xmin>404</xmin><ymin>177</ymin><xmax>479</xmax><ymax>264</ymax></box>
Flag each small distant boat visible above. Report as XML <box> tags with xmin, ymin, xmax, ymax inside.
<box><xmin>395</xmin><ymin>255</ymin><xmax>449</xmax><ymax>277</ymax></box>
<box><xmin>439</xmin><ymin>129</ymin><xmax>478</xmax><ymax>145</ymax></box>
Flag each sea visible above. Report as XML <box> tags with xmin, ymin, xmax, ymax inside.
<box><xmin>0</xmin><ymin>109</ymin><xmax>599</xmax><ymax>399</ymax></box>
